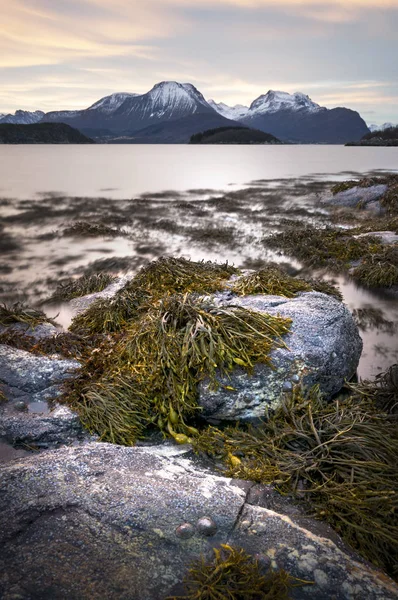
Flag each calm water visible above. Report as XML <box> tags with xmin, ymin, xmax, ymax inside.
<box><xmin>1</xmin><ymin>144</ymin><xmax>398</xmax><ymax>381</ymax></box>
<box><xmin>0</xmin><ymin>144</ymin><xmax>398</xmax><ymax>198</ymax></box>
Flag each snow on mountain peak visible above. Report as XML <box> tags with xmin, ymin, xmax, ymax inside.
<box><xmin>368</xmin><ymin>122</ymin><xmax>396</xmax><ymax>132</ymax></box>
<box><xmin>88</xmin><ymin>93</ymin><xmax>138</xmax><ymax>113</ymax></box>
<box><xmin>208</xmin><ymin>100</ymin><xmax>249</xmax><ymax>121</ymax></box>
<box><xmin>0</xmin><ymin>110</ymin><xmax>45</xmax><ymax>125</ymax></box>
<box><xmin>249</xmin><ymin>90</ymin><xmax>321</xmax><ymax>114</ymax></box>
<box><xmin>146</xmin><ymin>81</ymin><xmax>210</xmax><ymax>115</ymax></box>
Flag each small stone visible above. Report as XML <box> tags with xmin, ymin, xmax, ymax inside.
<box><xmin>175</xmin><ymin>523</ymin><xmax>194</xmax><ymax>539</ymax></box>
<box><xmin>291</xmin><ymin>374</ymin><xmax>300</xmax><ymax>383</ymax></box>
<box><xmin>14</xmin><ymin>401</ymin><xmax>28</xmax><ymax>412</ymax></box>
<box><xmin>282</xmin><ymin>381</ymin><xmax>293</xmax><ymax>391</ymax></box>
<box><xmin>196</xmin><ymin>516</ymin><xmax>217</xmax><ymax>536</ymax></box>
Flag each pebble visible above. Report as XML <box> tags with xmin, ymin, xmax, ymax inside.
<box><xmin>14</xmin><ymin>401</ymin><xmax>28</xmax><ymax>412</ymax></box>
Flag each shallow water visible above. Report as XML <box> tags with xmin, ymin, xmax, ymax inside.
<box><xmin>1</xmin><ymin>145</ymin><xmax>398</xmax><ymax>382</ymax></box>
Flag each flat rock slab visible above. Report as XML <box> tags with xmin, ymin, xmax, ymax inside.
<box><xmin>320</xmin><ymin>184</ymin><xmax>388</xmax><ymax>214</ymax></box>
<box><xmin>199</xmin><ymin>292</ymin><xmax>362</xmax><ymax>420</ymax></box>
<box><xmin>0</xmin><ymin>345</ymin><xmax>85</xmax><ymax>447</ymax></box>
<box><xmin>0</xmin><ymin>443</ymin><xmax>396</xmax><ymax>600</ymax></box>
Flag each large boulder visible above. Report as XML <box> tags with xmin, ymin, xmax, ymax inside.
<box><xmin>199</xmin><ymin>292</ymin><xmax>362</xmax><ymax>421</ymax></box>
<box><xmin>0</xmin><ymin>345</ymin><xmax>85</xmax><ymax>447</ymax></box>
<box><xmin>0</xmin><ymin>443</ymin><xmax>396</xmax><ymax>600</ymax></box>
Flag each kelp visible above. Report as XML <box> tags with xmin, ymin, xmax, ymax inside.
<box><xmin>352</xmin><ymin>245</ymin><xmax>398</xmax><ymax>288</ymax></box>
<box><xmin>167</xmin><ymin>544</ymin><xmax>310</xmax><ymax>600</ymax></box>
<box><xmin>0</xmin><ymin>302</ymin><xmax>58</xmax><ymax>327</ymax></box>
<box><xmin>62</xmin><ymin>221</ymin><xmax>125</xmax><ymax>237</ymax></box>
<box><xmin>266</xmin><ymin>226</ymin><xmax>383</xmax><ymax>270</ymax></box>
<box><xmin>231</xmin><ymin>268</ymin><xmax>342</xmax><ymax>300</ymax></box>
<box><xmin>348</xmin><ymin>364</ymin><xmax>398</xmax><ymax>415</ymax></box>
<box><xmin>47</xmin><ymin>273</ymin><xmax>116</xmax><ymax>302</ymax></box>
<box><xmin>66</xmin><ymin>293</ymin><xmax>292</xmax><ymax>445</ymax></box>
<box><xmin>193</xmin><ymin>385</ymin><xmax>398</xmax><ymax>577</ymax></box>
<box><xmin>70</xmin><ymin>257</ymin><xmax>239</xmax><ymax>334</ymax></box>
<box><xmin>231</xmin><ymin>267</ymin><xmax>312</xmax><ymax>297</ymax></box>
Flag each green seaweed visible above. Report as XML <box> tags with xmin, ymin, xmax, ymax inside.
<box><xmin>66</xmin><ymin>293</ymin><xmax>292</xmax><ymax>445</ymax></box>
<box><xmin>167</xmin><ymin>544</ymin><xmax>310</xmax><ymax>600</ymax></box>
<box><xmin>231</xmin><ymin>267</ymin><xmax>312</xmax><ymax>297</ymax></box>
<box><xmin>231</xmin><ymin>267</ymin><xmax>342</xmax><ymax>300</ymax></box>
<box><xmin>62</xmin><ymin>221</ymin><xmax>126</xmax><ymax>237</ymax></box>
<box><xmin>0</xmin><ymin>302</ymin><xmax>58</xmax><ymax>327</ymax></box>
<box><xmin>352</xmin><ymin>245</ymin><xmax>398</xmax><ymax>287</ymax></box>
<box><xmin>70</xmin><ymin>257</ymin><xmax>239</xmax><ymax>334</ymax></box>
<box><xmin>193</xmin><ymin>384</ymin><xmax>398</xmax><ymax>578</ymax></box>
<box><xmin>266</xmin><ymin>226</ymin><xmax>383</xmax><ymax>270</ymax></box>
<box><xmin>47</xmin><ymin>273</ymin><xmax>116</xmax><ymax>302</ymax></box>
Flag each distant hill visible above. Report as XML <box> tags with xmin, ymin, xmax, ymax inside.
<box><xmin>346</xmin><ymin>126</ymin><xmax>398</xmax><ymax>146</ymax></box>
<box><xmin>190</xmin><ymin>126</ymin><xmax>281</xmax><ymax>144</ymax></box>
<box><xmin>0</xmin><ymin>123</ymin><xmax>94</xmax><ymax>144</ymax></box>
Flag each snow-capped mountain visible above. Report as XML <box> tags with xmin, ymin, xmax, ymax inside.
<box><xmin>108</xmin><ymin>81</ymin><xmax>213</xmax><ymax>131</ymax></box>
<box><xmin>0</xmin><ymin>110</ymin><xmax>45</xmax><ymax>125</ymax></box>
<box><xmin>208</xmin><ymin>100</ymin><xmax>249</xmax><ymax>121</ymax></box>
<box><xmin>240</xmin><ymin>90</ymin><xmax>368</xmax><ymax>143</ymax></box>
<box><xmin>87</xmin><ymin>93</ymin><xmax>138</xmax><ymax>114</ymax></box>
<box><xmin>249</xmin><ymin>90</ymin><xmax>322</xmax><ymax>115</ymax></box>
<box><xmin>3</xmin><ymin>81</ymin><xmax>369</xmax><ymax>143</ymax></box>
<box><xmin>42</xmin><ymin>81</ymin><xmax>224</xmax><ymax>135</ymax></box>
<box><xmin>368</xmin><ymin>122</ymin><xmax>396</xmax><ymax>132</ymax></box>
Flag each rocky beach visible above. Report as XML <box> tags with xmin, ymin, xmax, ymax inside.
<box><xmin>1</xmin><ymin>170</ymin><xmax>398</xmax><ymax>598</ymax></box>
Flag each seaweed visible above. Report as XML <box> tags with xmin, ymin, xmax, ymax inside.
<box><xmin>167</xmin><ymin>544</ymin><xmax>310</xmax><ymax>600</ymax></box>
<box><xmin>62</xmin><ymin>221</ymin><xmax>126</xmax><ymax>237</ymax></box>
<box><xmin>70</xmin><ymin>257</ymin><xmax>239</xmax><ymax>334</ymax></box>
<box><xmin>46</xmin><ymin>273</ymin><xmax>117</xmax><ymax>302</ymax></box>
<box><xmin>65</xmin><ymin>292</ymin><xmax>291</xmax><ymax>445</ymax></box>
<box><xmin>266</xmin><ymin>226</ymin><xmax>383</xmax><ymax>270</ymax></box>
<box><xmin>0</xmin><ymin>302</ymin><xmax>58</xmax><ymax>327</ymax></box>
<box><xmin>352</xmin><ymin>245</ymin><xmax>398</xmax><ymax>287</ymax></box>
<box><xmin>193</xmin><ymin>385</ymin><xmax>398</xmax><ymax>577</ymax></box>
<box><xmin>231</xmin><ymin>267</ymin><xmax>312</xmax><ymax>298</ymax></box>
<box><xmin>348</xmin><ymin>364</ymin><xmax>398</xmax><ymax>415</ymax></box>
<box><xmin>231</xmin><ymin>267</ymin><xmax>342</xmax><ymax>301</ymax></box>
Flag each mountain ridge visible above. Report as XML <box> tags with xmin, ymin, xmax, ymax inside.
<box><xmin>2</xmin><ymin>82</ymin><xmax>371</xmax><ymax>143</ymax></box>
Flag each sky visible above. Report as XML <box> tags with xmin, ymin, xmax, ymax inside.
<box><xmin>0</xmin><ymin>0</ymin><xmax>397</xmax><ymax>125</ymax></box>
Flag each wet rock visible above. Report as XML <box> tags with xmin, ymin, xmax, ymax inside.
<box><xmin>0</xmin><ymin>346</ymin><xmax>85</xmax><ymax>447</ymax></box>
<box><xmin>199</xmin><ymin>292</ymin><xmax>362</xmax><ymax>421</ymax></box>
<box><xmin>69</xmin><ymin>274</ymin><xmax>134</xmax><ymax>316</ymax></box>
<box><xmin>0</xmin><ymin>443</ymin><xmax>396</xmax><ymax>600</ymax></box>
<box><xmin>0</xmin><ymin>321</ymin><xmax>59</xmax><ymax>341</ymax></box>
<box><xmin>320</xmin><ymin>184</ymin><xmax>388</xmax><ymax>214</ymax></box>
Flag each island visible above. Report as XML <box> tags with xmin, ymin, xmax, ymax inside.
<box><xmin>0</xmin><ymin>122</ymin><xmax>95</xmax><ymax>144</ymax></box>
<box><xmin>189</xmin><ymin>125</ymin><xmax>281</xmax><ymax>144</ymax></box>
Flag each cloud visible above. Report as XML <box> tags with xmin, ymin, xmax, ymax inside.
<box><xmin>0</xmin><ymin>0</ymin><xmax>397</xmax><ymax>123</ymax></box>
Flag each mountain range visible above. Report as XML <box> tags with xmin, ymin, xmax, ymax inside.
<box><xmin>0</xmin><ymin>82</ymin><xmax>370</xmax><ymax>144</ymax></box>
